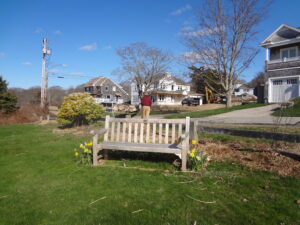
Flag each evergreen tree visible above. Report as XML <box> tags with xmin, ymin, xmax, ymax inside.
<box><xmin>0</xmin><ymin>76</ymin><xmax>17</xmax><ymax>113</ymax></box>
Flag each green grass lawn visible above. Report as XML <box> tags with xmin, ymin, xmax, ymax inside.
<box><xmin>165</xmin><ymin>104</ymin><xmax>268</xmax><ymax>118</ymax></box>
<box><xmin>1</xmin><ymin>124</ymin><xmax>300</xmax><ymax>225</ymax></box>
<box><xmin>272</xmin><ymin>97</ymin><xmax>300</xmax><ymax>117</ymax></box>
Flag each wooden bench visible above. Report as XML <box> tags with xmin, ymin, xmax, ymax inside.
<box><xmin>91</xmin><ymin>116</ymin><xmax>191</xmax><ymax>171</ymax></box>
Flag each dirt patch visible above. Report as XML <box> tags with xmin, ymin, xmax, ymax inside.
<box><xmin>199</xmin><ymin>139</ymin><xmax>300</xmax><ymax>178</ymax></box>
<box><xmin>53</xmin><ymin>125</ymin><xmax>100</xmax><ymax>137</ymax></box>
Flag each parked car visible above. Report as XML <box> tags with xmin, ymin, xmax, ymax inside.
<box><xmin>182</xmin><ymin>97</ymin><xmax>200</xmax><ymax>106</ymax></box>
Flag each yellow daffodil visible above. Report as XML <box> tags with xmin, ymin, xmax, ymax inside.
<box><xmin>87</xmin><ymin>141</ymin><xmax>93</xmax><ymax>147</ymax></box>
<box><xmin>207</xmin><ymin>156</ymin><xmax>211</xmax><ymax>161</ymax></box>
<box><xmin>191</xmin><ymin>148</ymin><xmax>197</xmax><ymax>154</ymax></box>
<box><xmin>75</xmin><ymin>152</ymin><xmax>79</xmax><ymax>157</ymax></box>
<box><xmin>189</xmin><ymin>152</ymin><xmax>195</xmax><ymax>158</ymax></box>
<box><xmin>88</xmin><ymin>150</ymin><xmax>92</xmax><ymax>154</ymax></box>
<box><xmin>196</xmin><ymin>156</ymin><xmax>201</xmax><ymax>161</ymax></box>
<box><xmin>191</xmin><ymin>140</ymin><xmax>197</xmax><ymax>145</ymax></box>
<box><xmin>84</xmin><ymin>148</ymin><xmax>88</xmax><ymax>153</ymax></box>
<box><xmin>79</xmin><ymin>144</ymin><xmax>84</xmax><ymax>149</ymax></box>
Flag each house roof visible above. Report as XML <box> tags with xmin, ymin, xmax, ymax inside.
<box><xmin>261</xmin><ymin>24</ymin><xmax>300</xmax><ymax>48</ymax></box>
<box><xmin>84</xmin><ymin>76</ymin><xmax>129</xmax><ymax>95</ymax></box>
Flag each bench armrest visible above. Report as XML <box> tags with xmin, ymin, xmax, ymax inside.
<box><xmin>180</xmin><ymin>132</ymin><xmax>189</xmax><ymax>140</ymax></box>
<box><xmin>90</xmin><ymin>128</ymin><xmax>108</xmax><ymax>136</ymax></box>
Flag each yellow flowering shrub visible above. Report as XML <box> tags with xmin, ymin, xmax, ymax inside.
<box><xmin>57</xmin><ymin>92</ymin><xmax>104</xmax><ymax>126</ymax></box>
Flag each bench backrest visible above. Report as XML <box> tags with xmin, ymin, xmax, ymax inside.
<box><xmin>104</xmin><ymin>115</ymin><xmax>190</xmax><ymax>144</ymax></box>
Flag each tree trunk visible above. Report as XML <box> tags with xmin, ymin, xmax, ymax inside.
<box><xmin>226</xmin><ymin>91</ymin><xmax>232</xmax><ymax>108</ymax></box>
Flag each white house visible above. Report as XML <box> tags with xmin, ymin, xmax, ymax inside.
<box><xmin>131</xmin><ymin>72</ymin><xmax>203</xmax><ymax>106</ymax></box>
<box><xmin>261</xmin><ymin>24</ymin><xmax>300</xmax><ymax>103</ymax></box>
<box><xmin>233</xmin><ymin>81</ymin><xmax>254</xmax><ymax>96</ymax></box>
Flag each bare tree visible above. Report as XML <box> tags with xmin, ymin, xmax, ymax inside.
<box><xmin>116</xmin><ymin>42</ymin><xmax>171</xmax><ymax>99</ymax></box>
<box><xmin>248</xmin><ymin>71</ymin><xmax>267</xmax><ymax>87</ymax></box>
<box><xmin>182</xmin><ymin>0</ymin><xmax>271</xmax><ymax>107</ymax></box>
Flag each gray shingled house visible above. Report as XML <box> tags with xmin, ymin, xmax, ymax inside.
<box><xmin>261</xmin><ymin>24</ymin><xmax>300</xmax><ymax>103</ymax></box>
<box><xmin>84</xmin><ymin>76</ymin><xmax>129</xmax><ymax>106</ymax></box>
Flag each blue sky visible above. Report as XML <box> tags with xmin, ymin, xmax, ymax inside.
<box><xmin>0</xmin><ymin>0</ymin><xmax>300</xmax><ymax>89</ymax></box>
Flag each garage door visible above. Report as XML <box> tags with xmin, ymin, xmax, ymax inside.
<box><xmin>272</xmin><ymin>78</ymin><xmax>299</xmax><ymax>102</ymax></box>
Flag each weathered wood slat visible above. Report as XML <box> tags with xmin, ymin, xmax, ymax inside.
<box><xmin>165</xmin><ymin>123</ymin><xmax>169</xmax><ymax>144</ymax></box>
<box><xmin>159</xmin><ymin>123</ymin><xmax>162</xmax><ymax>144</ymax></box>
<box><xmin>140</xmin><ymin>123</ymin><xmax>144</xmax><ymax>143</ymax></box>
<box><xmin>152</xmin><ymin>123</ymin><xmax>156</xmax><ymax>144</ymax></box>
<box><xmin>146</xmin><ymin>122</ymin><xmax>150</xmax><ymax>143</ymax></box>
<box><xmin>134</xmin><ymin>123</ymin><xmax>138</xmax><ymax>143</ymax></box>
<box><xmin>116</xmin><ymin>122</ymin><xmax>121</xmax><ymax>142</ymax></box>
<box><xmin>178</xmin><ymin>124</ymin><xmax>182</xmax><ymax>139</ymax></box>
<box><xmin>128</xmin><ymin>122</ymin><xmax>132</xmax><ymax>142</ymax></box>
<box><xmin>104</xmin><ymin>115</ymin><xmax>110</xmax><ymax>142</ymax></box>
<box><xmin>101</xmin><ymin>142</ymin><xmax>181</xmax><ymax>154</ymax></box>
<box><xmin>109</xmin><ymin>118</ymin><xmax>186</xmax><ymax>124</ymax></box>
<box><xmin>172</xmin><ymin>123</ymin><xmax>176</xmax><ymax>143</ymax></box>
<box><xmin>111</xmin><ymin>122</ymin><xmax>115</xmax><ymax>141</ymax></box>
<box><xmin>122</xmin><ymin>122</ymin><xmax>127</xmax><ymax>142</ymax></box>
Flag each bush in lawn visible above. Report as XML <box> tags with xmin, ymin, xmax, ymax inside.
<box><xmin>0</xmin><ymin>76</ymin><xmax>17</xmax><ymax>113</ymax></box>
<box><xmin>57</xmin><ymin>92</ymin><xmax>104</xmax><ymax>126</ymax></box>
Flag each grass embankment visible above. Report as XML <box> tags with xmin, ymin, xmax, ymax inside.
<box><xmin>0</xmin><ymin>124</ymin><xmax>300</xmax><ymax>225</ymax></box>
<box><xmin>165</xmin><ymin>104</ymin><xmax>268</xmax><ymax>119</ymax></box>
<box><xmin>272</xmin><ymin>97</ymin><xmax>300</xmax><ymax>117</ymax></box>
<box><xmin>208</xmin><ymin>125</ymin><xmax>300</xmax><ymax>134</ymax></box>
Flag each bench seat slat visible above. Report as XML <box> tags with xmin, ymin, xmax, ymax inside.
<box><xmin>100</xmin><ymin>142</ymin><xmax>182</xmax><ymax>154</ymax></box>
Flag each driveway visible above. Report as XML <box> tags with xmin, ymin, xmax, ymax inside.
<box><xmin>194</xmin><ymin>104</ymin><xmax>300</xmax><ymax>125</ymax></box>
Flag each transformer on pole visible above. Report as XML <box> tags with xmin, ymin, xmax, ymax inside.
<box><xmin>41</xmin><ymin>38</ymin><xmax>51</xmax><ymax>111</ymax></box>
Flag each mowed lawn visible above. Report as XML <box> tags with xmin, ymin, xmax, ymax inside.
<box><xmin>0</xmin><ymin>125</ymin><xmax>300</xmax><ymax>225</ymax></box>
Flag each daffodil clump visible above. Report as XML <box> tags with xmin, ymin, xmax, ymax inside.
<box><xmin>188</xmin><ymin>139</ymin><xmax>211</xmax><ymax>171</ymax></box>
<box><xmin>74</xmin><ymin>141</ymin><xmax>93</xmax><ymax>164</ymax></box>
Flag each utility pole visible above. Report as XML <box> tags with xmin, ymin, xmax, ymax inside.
<box><xmin>41</xmin><ymin>38</ymin><xmax>51</xmax><ymax>111</ymax></box>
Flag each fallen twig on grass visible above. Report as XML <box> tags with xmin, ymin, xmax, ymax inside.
<box><xmin>0</xmin><ymin>195</ymin><xmax>8</xmax><ymax>199</ymax></box>
<box><xmin>175</xmin><ymin>179</ymin><xmax>197</xmax><ymax>184</ymax></box>
<box><xmin>89</xmin><ymin>196</ymin><xmax>107</xmax><ymax>205</ymax></box>
<box><xmin>186</xmin><ymin>195</ymin><xmax>216</xmax><ymax>204</ymax></box>
<box><xmin>131</xmin><ymin>209</ymin><xmax>144</xmax><ymax>214</ymax></box>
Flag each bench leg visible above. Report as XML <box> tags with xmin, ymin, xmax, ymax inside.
<box><xmin>181</xmin><ymin>141</ymin><xmax>187</xmax><ymax>171</ymax></box>
<box><xmin>93</xmin><ymin>134</ymin><xmax>99</xmax><ymax>166</ymax></box>
<box><xmin>103</xmin><ymin>149</ymin><xmax>108</xmax><ymax>160</ymax></box>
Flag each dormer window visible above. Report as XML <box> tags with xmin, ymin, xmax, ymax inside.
<box><xmin>280</xmin><ymin>47</ymin><xmax>297</xmax><ymax>59</ymax></box>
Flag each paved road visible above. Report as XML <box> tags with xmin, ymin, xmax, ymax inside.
<box><xmin>194</xmin><ymin>104</ymin><xmax>300</xmax><ymax>125</ymax></box>
<box><xmin>148</xmin><ymin>104</ymin><xmax>300</xmax><ymax>125</ymax></box>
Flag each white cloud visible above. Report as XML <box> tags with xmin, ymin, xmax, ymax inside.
<box><xmin>68</xmin><ymin>72</ymin><xmax>85</xmax><ymax>76</ymax></box>
<box><xmin>103</xmin><ymin>45</ymin><xmax>112</xmax><ymax>50</ymax></box>
<box><xmin>0</xmin><ymin>52</ymin><xmax>5</xmax><ymax>57</ymax></box>
<box><xmin>53</xmin><ymin>30</ymin><xmax>63</xmax><ymax>35</ymax></box>
<box><xmin>171</xmin><ymin>4</ymin><xmax>192</xmax><ymax>16</ymax></box>
<box><xmin>181</xmin><ymin>27</ymin><xmax>218</xmax><ymax>37</ymax></box>
<box><xmin>79</xmin><ymin>43</ymin><xmax>97</xmax><ymax>51</ymax></box>
<box><xmin>49</xmin><ymin>69</ymin><xmax>60</xmax><ymax>73</ymax></box>
<box><xmin>61</xmin><ymin>64</ymin><xmax>68</xmax><ymax>67</ymax></box>
<box><xmin>21</xmin><ymin>62</ymin><xmax>32</xmax><ymax>66</ymax></box>
<box><xmin>34</xmin><ymin>28</ymin><xmax>43</xmax><ymax>34</ymax></box>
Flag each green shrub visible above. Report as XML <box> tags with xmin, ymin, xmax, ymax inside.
<box><xmin>292</xmin><ymin>97</ymin><xmax>300</xmax><ymax>105</ymax></box>
<box><xmin>57</xmin><ymin>92</ymin><xmax>104</xmax><ymax>126</ymax></box>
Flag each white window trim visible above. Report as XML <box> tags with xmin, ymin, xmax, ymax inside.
<box><xmin>280</xmin><ymin>46</ymin><xmax>298</xmax><ymax>59</ymax></box>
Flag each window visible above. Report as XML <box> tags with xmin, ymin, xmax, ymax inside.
<box><xmin>234</xmin><ymin>88</ymin><xmax>240</xmax><ymax>92</ymax></box>
<box><xmin>171</xmin><ymin>85</ymin><xmax>174</xmax><ymax>90</ymax></box>
<box><xmin>280</xmin><ymin>47</ymin><xmax>298</xmax><ymax>59</ymax></box>
<box><xmin>178</xmin><ymin>86</ymin><xmax>182</xmax><ymax>90</ymax></box>
<box><xmin>105</xmin><ymin>86</ymin><xmax>109</xmax><ymax>91</ymax></box>
<box><xmin>159</xmin><ymin>95</ymin><xmax>165</xmax><ymax>101</ymax></box>
<box><xmin>243</xmin><ymin>89</ymin><xmax>249</xmax><ymax>92</ymax></box>
<box><xmin>273</xmin><ymin>80</ymin><xmax>283</xmax><ymax>85</ymax></box>
<box><xmin>96</xmin><ymin>86</ymin><xmax>101</xmax><ymax>90</ymax></box>
<box><xmin>287</xmin><ymin>79</ymin><xmax>298</xmax><ymax>84</ymax></box>
<box><xmin>112</xmin><ymin>86</ymin><xmax>116</xmax><ymax>92</ymax></box>
<box><xmin>106</xmin><ymin>95</ymin><xmax>110</xmax><ymax>99</ymax></box>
